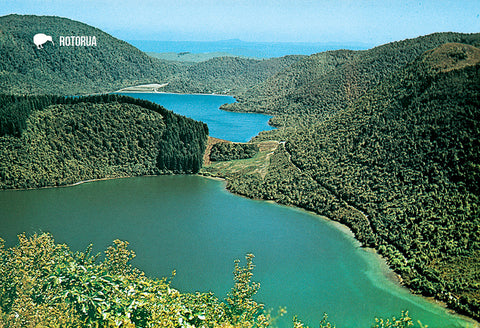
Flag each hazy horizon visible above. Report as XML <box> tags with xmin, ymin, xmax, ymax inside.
<box><xmin>1</xmin><ymin>1</ymin><xmax>479</xmax><ymax>47</ymax></box>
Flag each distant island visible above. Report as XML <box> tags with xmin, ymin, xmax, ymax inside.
<box><xmin>147</xmin><ymin>51</ymin><xmax>251</xmax><ymax>62</ymax></box>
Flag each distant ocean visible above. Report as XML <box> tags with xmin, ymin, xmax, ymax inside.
<box><xmin>127</xmin><ymin>39</ymin><xmax>373</xmax><ymax>58</ymax></box>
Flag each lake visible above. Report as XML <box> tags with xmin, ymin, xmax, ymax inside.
<box><xmin>119</xmin><ymin>92</ymin><xmax>274</xmax><ymax>142</ymax></box>
<box><xmin>0</xmin><ymin>176</ymin><xmax>470</xmax><ymax>328</ymax></box>
<box><xmin>0</xmin><ymin>93</ymin><xmax>473</xmax><ymax>327</ymax></box>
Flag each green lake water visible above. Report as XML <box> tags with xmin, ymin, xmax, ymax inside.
<box><xmin>0</xmin><ymin>175</ymin><xmax>472</xmax><ymax>328</ymax></box>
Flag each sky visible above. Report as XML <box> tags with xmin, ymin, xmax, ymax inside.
<box><xmin>0</xmin><ymin>0</ymin><xmax>479</xmax><ymax>46</ymax></box>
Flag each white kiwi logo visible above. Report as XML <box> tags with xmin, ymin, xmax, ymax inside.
<box><xmin>33</xmin><ymin>33</ymin><xmax>97</xmax><ymax>49</ymax></box>
<box><xmin>33</xmin><ymin>33</ymin><xmax>54</xmax><ymax>49</ymax></box>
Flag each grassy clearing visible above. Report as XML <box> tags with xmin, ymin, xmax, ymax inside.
<box><xmin>201</xmin><ymin>140</ymin><xmax>279</xmax><ymax>179</ymax></box>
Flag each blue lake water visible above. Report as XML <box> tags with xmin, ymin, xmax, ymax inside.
<box><xmin>119</xmin><ymin>92</ymin><xmax>274</xmax><ymax>142</ymax></box>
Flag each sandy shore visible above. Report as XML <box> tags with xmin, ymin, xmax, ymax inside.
<box><xmin>114</xmin><ymin>84</ymin><xmax>234</xmax><ymax>97</ymax></box>
<box><xmin>115</xmin><ymin>83</ymin><xmax>169</xmax><ymax>93</ymax></box>
<box><xmin>65</xmin><ymin>176</ymin><xmax>131</xmax><ymax>187</ymax></box>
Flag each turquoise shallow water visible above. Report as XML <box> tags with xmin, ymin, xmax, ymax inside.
<box><xmin>119</xmin><ymin>92</ymin><xmax>274</xmax><ymax>142</ymax></box>
<box><xmin>0</xmin><ymin>176</ymin><xmax>471</xmax><ymax>328</ymax></box>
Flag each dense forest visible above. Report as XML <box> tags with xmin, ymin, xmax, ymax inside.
<box><xmin>2</xmin><ymin>13</ymin><xmax>480</xmax><ymax>325</ymax></box>
<box><xmin>209</xmin><ymin>142</ymin><xmax>259</xmax><ymax>161</ymax></box>
<box><xmin>0</xmin><ymin>14</ymin><xmax>184</xmax><ymax>95</ymax></box>
<box><xmin>161</xmin><ymin>55</ymin><xmax>304</xmax><ymax>95</ymax></box>
<box><xmin>221</xmin><ymin>32</ymin><xmax>480</xmax><ymax>126</ymax></box>
<box><xmin>286</xmin><ymin>43</ymin><xmax>480</xmax><ymax>318</ymax></box>
<box><xmin>0</xmin><ymin>15</ymin><xmax>305</xmax><ymax>97</ymax></box>
<box><xmin>207</xmin><ymin>41</ymin><xmax>480</xmax><ymax>320</ymax></box>
<box><xmin>0</xmin><ymin>94</ymin><xmax>208</xmax><ymax>189</ymax></box>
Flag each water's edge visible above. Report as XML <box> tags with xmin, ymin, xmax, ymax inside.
<box><xmin>207</xmin><ymin>175</ymin><xmax>479</xmax><ymax>327</ymax></box>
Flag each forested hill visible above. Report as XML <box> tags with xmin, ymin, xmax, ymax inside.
<box><xmin>0</xmin><ymin>14</ymin><xmax>307</xmax><ymax>97</ymax></box>
<box><xmin>219</xmin><ymin>42</ymin><xmax>480</xmax><ymax>319</ymax></box>
<box><xmin>0</xmin><ymin>14</ymin><xmax>182</xmax><ymax>95</ymax></box>
<box><xmin>0</xmin><ymin>94</ymin><xmax>208</xmax><ymax>189</ymax></box>
<box><xmin>222</xmin><ymin>32</ymin><xmax>480</xmax><ymax>125</ymax></box>
<box><xmin>161</xmin><ymin>55</ymin><xmax>304</xmax><ymax>95</ymax></box>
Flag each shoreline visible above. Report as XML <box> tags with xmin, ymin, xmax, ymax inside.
<box><xmin>198</xmin><ymin>173</ymin><xmax>480</xmax><ymax>327</ymax></box>
<box><xmin>118</xmin><ymin>90</ymin><xmax>235</xmax><ymax>97</ymax></box>
<box><xmin>192</xmin><ymin>94</ymin><xmax>480</xmax><ymax>325</ymax></box>
<box><xmin>6</xmin><ymin>174</ymin><xmax>147</xmax><ymax>191</ymax></box>
<box><xmin>114</xmin><ymin>84</ymin><xmax>234</xmax><ymax>97</ymax></box>
<box><xmin>4</xmin><ymin>172</ymin><xmax>479</xmax><ymax>326</ymax></box>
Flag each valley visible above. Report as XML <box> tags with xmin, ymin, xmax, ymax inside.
<box><xmin>0</xmin><ymin>13</ymin><xmax>479</xmax><ymax>327</ymax></box>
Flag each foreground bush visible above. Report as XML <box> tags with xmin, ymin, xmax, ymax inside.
<box><xmin>0</xmin><ymin>233</ymin><xmax>419</xmax><ymax>327</ymax></box>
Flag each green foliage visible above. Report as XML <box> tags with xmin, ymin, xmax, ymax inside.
<box><xmin>0</xmin><ymin>234</ymin><xmax>270</xmax><ymax>328</ymax></box>
<box><xmin>162</xmin><ymin>55</ymin><xmax>304</xmax><ymax>95</ymax></box>
<box><xmin>0</xmin><ymin>234</ymin><xmax>426</xmax><ymax>327</ymax></box>
<box><xmin>103</xmin><ymin>240</ymin><xmax>136</xmax><ymax>276</ymax></box>
<box><xmin>372</xmin><ymin>311</ymin><xmax>415</xmax><ymax>328</ymax></box>
<box><xmin>293</xmin><ymin>311</ymin><xmax>418</xmax><ymax>328</ymax></box>
<box><xmin>210</xmin><ymin>142</ymin><xmax>259</xmax><ymax>161</ymax></box>
<box><xmin>209</xmin><ymin>41</ymin><xmax>480</xmax><ymax>320</ymax></box>
<box><xmin>1</xmin><ymin>17</ymin><xmax>478</xmax><ymax>324</ymax></box>
<box><xmin>0</xmin><ymin>94</ymin><xmax>208</xmax><ymax>189</ymax></box>
<box><xmin>0</xmin><ymin>14</ymin><xmax>183</xmax><ymax>95</ymax></box>
<box><xmin>223</xmin><ymin>32</ymin><xmax>480</xmax><ymax>125</ymax></box>
<box><xmin>225</xmin><ymin>254</ymin><xmax>264</xmax><ymax>325</ymax></box>
<box><xmin>283</xmin><ymin>43</ymin><xmax>480</xmax><ymax>318</ymax></box>
<box><xmin>0</xmin><ymin>94</ymin><xmax>63</xmax><ymax>137</ymax></box>
<box><xmin>293</xmin><ymin>313</ymin><xmax>337</xmax><ymax>328</ymax></box>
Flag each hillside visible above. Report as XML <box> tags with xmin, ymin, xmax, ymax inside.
<box><xmin>205</xmin><ymin>43</ymin><xmax>480</xmax><ymax>320</ymax></box>
<box><xmin>0</xmin><ymin>94</ymin><xmax>208</xmax><ymax>189</ymax></box>
<box><xmin>2</xmin><ymin>13</ymin><xmax>479</xmax><ymax>323</ymax></box>
<box><xmin>222</xmin><ymin>32</ymin><xmax>480</xmax><ymax>126</ymax></box>
<box><xmin>0</xmin><ymin>14</ymin><xmax>182</xmax><ymax>95</ymax></box>
<box><xmin>286</xmin><ymin>43</ymin><xmax>480</xmax><ymax>317</ymax></box>
<box><xmin>161</xmin><ymin>55</ymin><xmax>304</xmax><ymax>94</ymax></box>
<box><xmin>0</xmin><ymin>14</ymin><xmax>305</xmax><ymax>97</ymax></box>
